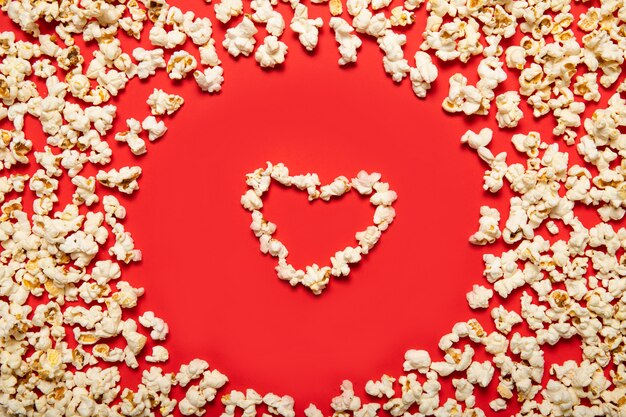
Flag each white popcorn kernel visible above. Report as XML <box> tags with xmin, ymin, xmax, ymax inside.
<box><xmin>304</xmin><ymin>404</ymin><xmax>324</xmax><ymax>417</ymax></box>
<box><xmin>138</xmin><ymin>311</ymin><xmax>169</xmax><ymax>340</ymax></box>
<box><xmin>263</xmin><ymin>393</ymin><xmax>295</xmax><ymax>417</ymax></box>
<box><xmin>96</xmin><ymin>166</ymin><xmax>142</xmax><ymax>194</ymax></box>
<box><xmin>133</xmin><ymin>48</ymin><xmax>166</xmax><ymax>80</ymax></box>
<box><xmin>365</xmin><ymin>374</ymin><xmax>395</xmax><ymax>398</ymax></box>
<box><xmin>115</xmin><ymin>118</ymin><xmax>146</xmax><ymax>156</ymax></box>
<box><xmin>255</xmin><ymin>36</ymin><xmax>288</xmax><ymax>68</ymax></box>
<box><xmin>199</xmin><ymin>39</ymin><xmax>221</xmax><ymax>67</ymax></box>
<box><xmin>351</xmin><ymin>171</ymin><xmax>382</xmax><ymax>195</ymax></box>
<box><xmin>223</xmin><ymin>17</ymin><xmax>258</xmax><ymax>58</ymax></box>
<box><xmin>320</xmin><ymin>176</ymin><xmax>350</xmax><ymax>200</ymax></box>
<box><xmin>329</xmin><ymin>17</ymin><xmax>362</xmax><ymax>65</ymax></box>
<box><xmin>410</xmin><ymin>51</ymin><xmax>438</xmax><ymax>98</ymax></box>
<box><xmin>404</xmin><ymin>349</ymin><xmax>431</xmax><ymax>372</ymax></box>
<box><xmin>469</xmin><ymin>206</ymin><xmax>501</xmax><ymax>245</ymax></box>
<box><xmin>495</xmin><ymin>91</ymin><xmax>523</xmax><ymax>128</ymax></box>
<box><xmin>466</xmin><ymin>361</ymin><xmax>494</xmax><ymax>387</ymax></box>
<box><xmin>142</xmin><ymin>116</ymin><xmax>168</xmax><ymax>141</ymax></box>
<box><xmin>214</xmin><ymin>0</ymin><xmax>243</xmax><ymax>23</ymax></box>
<box><xmin>290</xmin><ymin>4</ymin><xmax>323</xmax><ymax>51</ymax></box>
<box><xmin>146</xmin><ymin>346</ymin><xmax>169</xmax><ymax>363</ymax></box>
<box><xmin>167</xmin><ymin>50</ymin><xmax>197</xmax><ymax>80</ymax></box>
<box><xmin>331</xmin><ymin>380</ymin><xmax>361</xmax><ymax>413</ymax></box>
<box><xmin>147</xmin><ymin>88</ymin><xmax>184</xmax><ymax>116</ymax></box>
<box><xmin>378</xmin><ymin>31</ymin><xmax>411</xmax><ymax>82</ymax></box>
<box><xmin>194</xmin><ymin>66</ymin><xmax>224</xmax><ymax>93</ymax></box>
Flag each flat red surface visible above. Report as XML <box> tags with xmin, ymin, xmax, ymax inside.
<box><xmin>2</xmin><ymin>1</ymin><xmax>590</xmax><ymax>414</ymax></box>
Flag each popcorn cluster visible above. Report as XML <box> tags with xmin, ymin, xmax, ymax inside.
<box><xmin>2</xmin><ymin>0</ymin><xmax>626</xmax><ymax>416</ymax></box>
<box><xmin>240</xmin><ymin>163</ymin><xmax>397</xmax><ymax>295</ymax></box>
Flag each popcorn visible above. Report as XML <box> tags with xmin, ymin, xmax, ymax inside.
<box><xmin>495</xmin><ymin>91</ymin><xmax>523</xmax><ymax>128</ymax></box>
<box><xmin>149</xmin><ymin>24</ymin><xmax>187</xmax><ymax>49</ymax></box>
<box><xmin>133</xmin><ymin>48</ymin><xmax>166</xmax><ymax>80</ymax></box>
<box><xmin>329</xmin><ymin>18</ymin><xmax>362</xmax><ymax>65</ymax></box>
<box><xmin>242</xmin><ymin>164</ymin><xmax>396</xmax><ymax>294</ymax></box>
<box><xmin>194</xmin><ymin>66</ymin><xmax>224</xmax><ymax>93</ymax></box>
<box><xmin>466</xmin><ymin>285</ymin><xmax>494</xmax><ymax>309</ymax></box>
<box><xmin>252</xmin><ymin>0</ymin><xmax>286</xmax><ymax>36</ymax></box>
<box><xmin>147</xmin><ymin>88</ymin><xmax>185</xmax><ymax>115</ymax></box>
<box><xmin>469</xmin><ymin>206</ymin><xmax>501</xmax><ymax>245</ymax></box>
<box><xmin>409</xmin><ymin>51</ymin><xmax>438</xmax><ymax>98</ymax></box>
<box><xmin>214</xmin><ymin>0</ymin><xmax>243</xmax><ymax>23</ymax></box>
<box><xmin>146</xmin><ymin>346</ymin><xmax>169</xmax><ymax>363</ymax></box>
<box><xmin>96</xmin><ymin>166</ymin><xmax>142</xmax><ymax>194</ymax></box>
<box><xmin>138</xmin><ymin>311</ymin><xmax>169</xmax><ymax>340</ymax></box>
<box><xmin>403</xmin><ymin>349</ymin><xmax>431</xmax><ymax>372</ymax></box>
<box><xmin>263</xmin><ymin>393</ymin><xmax>295</xmax><ymax>417</ymax></box>
<box><xmin>167</xmin><ymin>50</ymin><xmax>198</xmax><ymax>79</ymax></box>
<box><xmin>4</xmin><ymin>2</ymin><xmax>626</xmax><ymax>416</ymax></box>
<box><xmin>290</xmin><ymin>5</ymin><xmax>323</xmax><ymax>51</ymax></box>
<box><xmin>255</xmin><ymin>36</ymin><xmax>288</xmax><ymax>68</ymax></box>
<box><xmin>199</xmin><ymin>39</ymin><xmax>221</xmax><ymax>67</ymax></box>
<box><xmin>223</xmin><ymin>17</ymin><xmax>258</xmax><ymax>58</ymax></box>
<box><xmin>466</xmin><ymin>361</ymin><xmax>495</xmax><ymax>387</ymax></box>
<box><xmin>377</xmin><ymin>31</ymin><xmax>411</xmax><ymax>82</ymax></box>
<box><xmin>115</xmin><ymin>118</ymin><xmax>146</xmax><ymax>156</ymax></box>
<box><xmin>365</xmin><ymin>375</ymin><xmax>395</xmax><ymax>398</ymax></box>
<box><xmin>331</xmin><ymin>380</ymin><xmax>361</xmax><ymax>413</ymax></box>
<box><xmin>142</xmin><ymin>115</ymin><xmax>168</xmax><ymax>141</ymax></box>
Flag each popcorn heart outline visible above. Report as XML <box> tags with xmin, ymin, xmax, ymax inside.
<box><xmin>240</xmin><ymin>162</ymin><xmax>397</xmax><ymax>295</ymax></box>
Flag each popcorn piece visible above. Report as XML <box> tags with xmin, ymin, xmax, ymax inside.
<box><xmin>466</xmin><ymin>285</ymin><xmax>494</xmax><ymax>309</ymax></box>
<box><xmin>469</xmin><ymin>206</ymin><xmax>501</xmax><ymax>245</ymax></box>
<box><xmin>223</xmin><ymin>17</ymin><xmax>258</xmax><ymax>58</ymax></box>
<box><xmin>115</xmin><ymin>118</ymin><xmax>146</xmax><ymax>156</ymax></box>
<box><xmin>331</xmin><ymin>380</ymin><xmax>361</xmax><ymax>413</ymax></box>
<box><xmin>147</xmin><ymin>88</ymin><xmax>184</xmax><ymax>115</ymax></box>
<box><xmin>365</xmin><ymin>375</ymin><xmax>395</xmax><ymax>398</ymax></box>
<box><xmin>214</xmin><ymin>0</ymin><xmax>243</xmax><ymax>23</ymax></box>
<box><xmin>139</xmin><ymin>311</ymin><xmax>169</xmax><ymax>340</ymax></box>
<box><xmin>410</xmin><ymin>51</ymin><xmax>438</xmax><ymax>98</ymax></box>
<box><xmin>194</xmin><ymin>66</ymin><xmax>224</xmax><ymax>93</ymax></box>
<box><xmin>146</xmin><ymin>346</ymin><xmax>169</xmax><ymax>363</ymax></box>
<box><xmin>255</xmin><ymin>36</ymin><xmax>288</xmax><ymax>68</ymax></box>
<box><xmin>329</xmin><ymin>18</ymin><xmax>362</xmax><ymax>65</ymax></box>
<box><xmin>97</xmin><ymin>166</ymin><xmax>142</xmax><ymax>194</ymax></box>
<box><xmin>142</xmin><ymin>116</ymin><xmax>168</xmax><ymax>141</ymax></box>
<box><xmin>167</xmin><ymin>50</ymin><xmax>198</xmax><ymax>80</ymax></box>
<box><xmin>404</xmin><ymin>349</ymin><xmax>431</xmax><ymax>372</ymax></box>
<box><xmin>290</xmin><ymin>5</ymin><xmax>323</xmax><ymax>51</ymax></box>
<box><xmin>495</xmin><ymin>91</ymin><xmax>523</xmax><ymax>128</ymax></box>
<box><xmin>378</xmin><ymin>31</ymin><xmax>411</xmax><ymax>82</ymax></box>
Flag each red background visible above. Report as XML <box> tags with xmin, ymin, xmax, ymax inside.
<box><xmin>1</xmin><ymin>1</ymin><xmax>594</xmax><ymax>414</ymax></box>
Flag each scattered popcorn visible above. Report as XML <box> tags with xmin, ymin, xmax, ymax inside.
<box><xmin>3</xmin><ymin>1</ymin><xmax>626</xmax><ymax>416</ymax></box>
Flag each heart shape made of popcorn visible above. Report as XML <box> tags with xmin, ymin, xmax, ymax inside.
<box><xmin>240</xmin><ymin>162</ymin><xmax>397</xmax><ymax>295</ymax></box>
